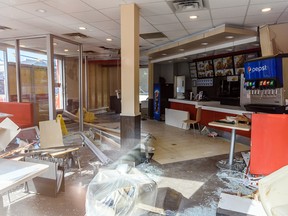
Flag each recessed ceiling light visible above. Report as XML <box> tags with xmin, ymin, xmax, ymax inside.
<box><xmin>106</xmin><ymin>38</ymin><xmax>112</xmax><ymax>41</ymax></box>
<box><xmin>189</xmin><ymin>15</ymin><xmax>198</xmax><ymax>19</ymax></box>
<box><xmin>78</xmin><ymin>26</ymin><xmax>86</xmax><ymax>30</ymax></box>
<box><xmin>20</xmin><ymin>45</ymin><xmax>26</xmax><ymax>48</ymax></box>
<box><xmin>36</xmin><ymin>9</ymin><xmax>46</xmax><ymax>13</ymax></box>
<box><xmin>64</xmin><ymin>49</ymin><xmax>69</xmax><ymax>52</ymax></box>
<box><xmin>226</xmin><ymin>48</ymin><xmax>233</xmax><ymax>52</ymax></box>
<box><xmin>53</xmin><ymin>42</ymin><xmax>57</xmax><ymax>46</ymax></box>
<box><xmin>183</xmin><ymin>57</ymin><xmax>187</xmax><ymax>60</ymax></box>
<box><xmin>225</xmin><ymin>35</ymin><xmax>234</xmax><ymax>39</ymax></box>
<box><xmin>162</xmin><ymin>53</ymin><xmax>167</xmax><ymax>56</ymax></box>
<box><xmin>262</xmin><ymin>7</ymin><xmax>271</xmax><ymax>13</ymax></box>
<box><xmin>179</xmin><ymin>48</ymin><xmax>184</xmax><ymax>51</ymax></box>
<box><xmin>201</xmin><ymin>42</ymin><xmax>208</xmax><ymax>46</ymax></box>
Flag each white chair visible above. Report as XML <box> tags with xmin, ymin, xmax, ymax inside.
<box><xmin>182</xmin><ymin>107</ymin><xmax>202</xmax><ymax>133</ymax></box>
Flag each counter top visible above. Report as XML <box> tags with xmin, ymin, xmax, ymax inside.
<box><xmin>168</xmin><ymin>98</ymin><xmax>221</xmax><ymax>106</ymax></box>
<box><xmin>169</xmin><ymin>98</ymin><xmax>253</xmax><ymax>115</ymax></box>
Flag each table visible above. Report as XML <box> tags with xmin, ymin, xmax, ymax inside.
<box><xmin>0</xmin><ymin>158</ymin><xmax>49</xmax><ymax>195</ymax></box>
<box><xmin>208</xmin><ymin>120</ymin><xmax>250</xmax><ymax>167</ymax></box>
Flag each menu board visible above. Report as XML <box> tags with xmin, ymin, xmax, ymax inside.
<box><xmin>223</xmin><ymin>56</ymin><xmax>234</xmax><ymax>76</ymax></box>
<box><xmin>213</xmin><ymin>58</ymin><xmax>224</xmax><ymax>76</ymax></box>
<box><xmin>234</xmin><ymin>54</ymin><xmax>245</xmax><ymax>75</ymax></box>
<box><xmin>189</xmin><ymin>62</ymin><xmax>197</xmax><ymax>78</ymax></box>
<box><xmin>196</xmin><ymin>60</ymin><xmax>214</xmax><ymax>78</ymax></box>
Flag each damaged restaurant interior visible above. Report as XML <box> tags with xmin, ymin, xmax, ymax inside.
<box><xmin>1</xmin><ymin>0</ymin><xmax>288</xmax><ymax>215</ymax></box>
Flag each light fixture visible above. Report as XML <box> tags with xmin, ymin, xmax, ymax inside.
<box><xmin>183</xmin><ymin>57</ymin><xmax>187</xmax><ymax>60</ymax></box>
<box><xmin>162</xmin><ymin>53</ymin><xmax>167</xmax><ymax>56</ymax></box>
<box><xmin>36</xmin><ymin>9</ymin><xmax>46</xmax><ymax>13</ymax></box>
<box><xmin>201</xmin><ymin>42</ymin><xmax>208</xmax><ymax>46</ymax></box>
<box><xmin>106</xmin><ymin>38</ymin><xmax>112</xmax><ymax>41</ymax></box>
<box><xmin>189</xmin><ymin>15</ymin><xmax>198</xmax><ymax>19</ymax></box>
<box><xmin>20</xmin><ymin>45</ymin><xmax>26</xmax><ymax>48</ymax></box>
<box><xmin>225</xmin><ymin>35</ymin><xmax>234</xmax><ymax>39</ymax></box>
<box><xmin>64</xmin><ymin>49</ymin><xmax>69</xmax><ymax>52</ymax></box>
<box><xmin>53</xmin><ymin>42</ymin><xmax>57</xmax><ymax>46</ymax></box>
<box><xmin>78</xmin><ymin>26</ymin><xmax>86</xmax><ymax>30</ymax></box>
<box><xmin>179</xmin><ymin>48</ymin><xmax>184</xmax><ymax>51</ymax></box>
<box><xmin>262</xmin><ymin>7</ymin><xmax>271</xmax><ymax>13</ymax></box>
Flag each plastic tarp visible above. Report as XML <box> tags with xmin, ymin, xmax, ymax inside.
<box><xmin>86</xmin><ymin>164</ymin><xmax>157</xmax><ymax>216</ymax></box>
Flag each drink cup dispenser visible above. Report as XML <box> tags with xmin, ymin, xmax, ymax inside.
<box><xmin>174</xmin><ymin>76</ymin><xmax>185</xmax><ymax>99</ymax></box>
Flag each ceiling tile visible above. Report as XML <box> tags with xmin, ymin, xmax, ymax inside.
<box><xmin>100</xmin><ymin>7</ymin><xmax>120</xmax><ymax>20</ymax></box>
<box><xmin>138</xmin><ymin>2</ymin><xmax>173</xmax><ymax>16</ymax></box>
<box><xmin>90</xmin><ymin>20</ymin><xmax>120</xmax><ymax>30</ymax></box>
<box><xmin>247</xmin><ymin>2</ymin><xmax>288</xmax><ymax>15</ymax></box>
<box><xmin>125</xmin><ymin>0</ymin><xmax>165</xmax><ymax>3</ymax></box>
<box><xmin>15</xmin><ymin>2</ymin><xmax>64</xmax><ymax>17</ymax></box>
<box><xmin>144</xmin><ymin>14</ymin><xmax>179</xmax><ymax>25</ymax></box>
<box><xmin>182</xmin><ymin>20</ymin><xmax>213</xmax><ymax>30</ymax></box>
<box><xmin>208</xmin><ymin>0</ymin><xmax>250</xmax><ymax>9</ymax></box>
<box><xmin>176</xmin><ymin>9</ymin><xmax>211</xmax><ymax>22</ymax></box>
<box><xmin>154</xmin><ymin>23</ymin><xmax>185</xmax><ymax>32</ymax></box>
<box><xmin>140</xmin><ymin>25</ymin><xmax>158</xmax><ymax>34</ymax></box>
<box><xmin>44</xmin><ymin>14</ymin><xmax>82</xmax><ymax>25</ymax></box>
<box><xmin>245</xmin><ymin>13</ymin><xmax>281</xmax><ymax>25</ymax></box>
<box><xmin>163</xmin><ymin>30</ymin><xmax>189</xmax><ymax>40</ymax></box>
<box><xmin>211</xmin><ymin>6</ymin><xmax>247</xmax><ymax>19</ymax></box>
<box><xmin>278</xmin><ymin>10</ymin><xmax>288</xmax><ymax>23</ymax></box>
<box><xmin>102</xmin><ymin>29</ymin><xmax>121</xmax><ymax>38</ymax></box>
<box><xmin>186</xmin><ymin>27</ymin><xmax>212</xmax><ymax>35</ymax></box>
<box><xmin>250</xmin><ymin>0</ymin><xmax>288</xmax><ymax>5</ymax></box>
<box><xmin>0</xmin><ymin>0</ymin><xmax>39</xmax><ymax>6</ymax></box>
<box><xmin>213</xmin><ymin>17</ymin><xmax>245</xmax><ymax>27</ymax></box>
<box><xmin>70</xmin><ymin>10</ymin><xmax>110</xmax><ymax>22</ymax></box>
<box><xmin>0</xmin><ymin>6</ymin><xmax>35</xmax><ymax>19</ymax></box>
<box><xmin>81</xmin><ymin>0</ymin><xmax>122</xmax><ymax>9</ymax></box>
<box><xmin>45</xmin><ymin>0</ymin><xmax>94</xmax><ymax>13</ymax></box>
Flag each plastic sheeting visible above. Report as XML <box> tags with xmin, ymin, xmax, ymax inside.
<box><xmin>86</xmin><ymin>164</ymin><xmax>157</xmax><ymax>216</ymax></box>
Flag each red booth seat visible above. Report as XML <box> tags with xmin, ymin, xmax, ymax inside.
<box><xmin>0</xmin><ymin>102</ymin><xmax>35</xmax><ymax>128</ymax></box>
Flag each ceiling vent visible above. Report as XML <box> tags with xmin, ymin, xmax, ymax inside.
<box><xmin>167</xmin><ymin>0</ymin><xmax>205</xmax><ymax>13</ymax></box>
<box><xmin>63</xmin><ymin>32</ymin><xmax>89</xmax><ymax>39</ymax></box>
<box><xmin>140</xmin><ymin>32</ymin><xmax>167</xmax><ymax>40</ymax></box>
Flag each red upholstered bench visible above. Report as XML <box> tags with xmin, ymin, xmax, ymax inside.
<box><xmin>0</xmin><ymin>102</ymin><xmax>35</xmax><ymax>128</ymax></box>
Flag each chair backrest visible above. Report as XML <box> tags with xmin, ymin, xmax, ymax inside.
<box><xmin>196</xmin><ymin>107</ymin><xmax>202</xmax><ymax>122</ymax></box>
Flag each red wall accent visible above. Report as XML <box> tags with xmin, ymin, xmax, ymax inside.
<box><xmin>170</xmin><ymin>102</ymin><xmax>251</xmax><ymax>137</ymax></box>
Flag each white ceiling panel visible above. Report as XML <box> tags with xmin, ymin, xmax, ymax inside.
<box><xmin>208</xmin><ymin>0</ymin><xmax>250</xmax><ymax>9</ymax></box>
<box><xmin>245</xmin><ymin>14</ymin><xmax>281</xmax><ymax>25</ymax></box>
<box><xmin>44</xmin><ymin>14</ymin><xmax>83</xmax><ymax>25</ymax></box>
<box><xmin>90</xmin><ymin>20</ymin><xmax>120</xmax><ymax>30</ymax></box>
<box><xmin>100</xmin><ymin>7</ymin><xmax>120</xmax><ymax>20</ymax></box>
<box><xmin>15</xmin><ymin>2</ymin><xmax>64</xmax><ymax>17</ymax></box>
<box><xmin>278</xmin><ymin>10</ymin><xmax>288</xmax><ymax>23</ymax></box>
<box><xmin>81</xmin><ymin>0</ymin><xmax>122</xmax><ymax>9</ymax></box>
<box><xmin>0</xmin><ymin>0</ymin><xmax>39</xmax><ymax>6</ymax></box>
<box><xmin>186</xmin><ymin>27</ymin><xmax>212</xmax><ymax>35</ymax></box>
<box><xmin>250</xmin><ymin>0</ymin><xmax>288</xmax><ymax>5</ymax></box>
<box><xmin>154</xmin><ymin>23</ymin><xmax>186</xmax><ymax>32</ymax></box>
<box><xmin>213</xmin><ymin>17</ymin><xmax>245</xmax><ymax>26</ymax></box>
<box><xmin>70</xmin><ymin>10</ymin><xmax>111</xmax><ymax>23</ymax></box>
<box><xmin>163</xmin><ymin>30</ymin><xmax>189</xmax><ymax>40</ymax></box>
<box><xmin>140</xmin><ymin>25</ymin><xmax>158</xmax><ymax>34</ymax></box>
<box><xmin>138</xmin><ymin>2</ymin><xmax>173</xmax><ymax>17</ymax></box>
<box><xmin>211</xmin><ymin>6</ymin><xmax>247</xmax><ymax>19</ymax></box>
<box><xmin>176</xmin><ymin>10</ymin><xmax>211</xmax><ymax>22</ymax></box>
<box><xmin>144</xmin><ymin>14</ymin><xmax>179</xmax><ymax>25</ymax></box>
<box><xmin>182</xmin><ymin>20</ymin><xmax>213</xmax><ymax>30</ymax></box>
<box><xmin>247</xmin><ymin>2</ymin><xmax>288</xmax><ymax>15</ymax></box>
<box><xmin>125</xmin><ymin>0</ymin><xmax>165</xmax><ymax>3</ymax></box>
<box><xmin>0</xmin><ymin>6</ymin><xmax>35</xmax><ymax>19</ymax></box>
<box><xmin>102</xmin><ymin>29</ymin><xmax>121</xmax><ymax>38</ymax></box>
<box><xmin>45</xmin><ymin>0</ymin><xmax>94</xmax><ymax>13</ymax></box>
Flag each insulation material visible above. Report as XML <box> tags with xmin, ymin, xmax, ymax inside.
<box><xmin>259</xmin><ymin>165</ymin><xmax>288</xmax><ymax>216</ymax></box>
<box><xmin>39</xmin><ymin>119</ymin><xmax>64</xmax><ymax>148</ymax></box>
<box><xmin>86</xmin><ymin>164</ymin><xmax>157</xmax><ymax>216</ymax></box>
<box><xmin>0</xmin><ymin>117</ymin><xmax>21</xmax><ymax>151</ymax></box>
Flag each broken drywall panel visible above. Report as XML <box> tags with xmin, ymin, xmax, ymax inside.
<box><xmin>0</xmin><ymin>118</ymin><xmax>21</xmax><ymax>151</ymax></box>
<box><xmin>39</xmin><ymin>120</ymin><xmax>64</xmax><ymax>148</ymax></box>
<box><xmin>217</xmin><ymin>193</ymin><xmax>267</xmax><ymax>216</ymax></box>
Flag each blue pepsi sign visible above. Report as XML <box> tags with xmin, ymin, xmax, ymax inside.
<box><xmin>244</xmin><ymin>56</ymin><xmax>283</xmax><ymax>85</ymax></box>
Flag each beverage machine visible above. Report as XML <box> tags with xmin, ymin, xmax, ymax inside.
<box><xmin>242</xmin><ymin>55</ymin><xmax>288</xmax><ymax>113</ymax></box>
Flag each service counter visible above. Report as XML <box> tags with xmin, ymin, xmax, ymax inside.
<box><xmin>168</xmin><ymin>99</ymin><xmax>253</xmax><ymax>138</ymax></box>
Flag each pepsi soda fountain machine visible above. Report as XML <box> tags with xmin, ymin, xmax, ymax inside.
<box><xmin>243</xmin><ymin>55</ymin><xmax>288</xmax><ymax>113</ymax></box>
